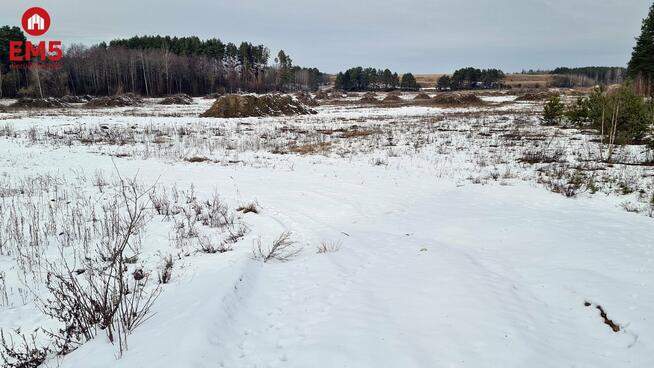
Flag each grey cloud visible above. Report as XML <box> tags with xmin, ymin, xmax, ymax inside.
<box><xmin>0</xmin><ymin>0</ymin><xmax>650</xmax><ymax>73</ymax></box>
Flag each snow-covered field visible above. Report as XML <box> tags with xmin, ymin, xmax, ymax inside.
<box><xmin>1</xmin><ymin>95</ymin><xmax>653</xmax><ymax>367</ymax></box>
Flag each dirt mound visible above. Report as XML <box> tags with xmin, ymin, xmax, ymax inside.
<box><xmin>159</xmin><ymin>94</ymin><xmax>193</xmax><ymax>105</ymax></box>
<box><xmin>430</xmin><ymin>93</ymin><xmax>484</xmax><ymax>106</ymax></box>
<box><xmin>382</xmin><ymin>94</ymin><xmax>403</xmax><ymax>103</ymax></box>
<box><xmin>10</xmin><ymin>97</ymin><xmax>71</xmax><ymax>109</ymax></box>
<box><xmin>294</xmin><ymin>92</ymin><xmax>319</xmax><ymax>107</ymax></box>
<box><xmin>85</xmin><ymin>93</ymin><xmax>143</xmax><ymax>108</ymax></box>
<box><xmin>200</xmin><ymin>94</ymin><xmax>316</xmax><ymax>118</ymax></box>
<box><xmin>60</xmin><ymin>95</ymin><xmax>93</xmax><ymax>104</ymax></box>
<box><xmin>515</xmin><ymin>92</ymin><xmax>557</xmax><ymax>101</ymax></box>
<box><xmin>414</xmin><ymin>93</ymin><xmax>431</xmax><ymax>100</ymax></box>
<box><xmin>314</xmin><ymin>90</ymin><xmax>329</xmax><ymax>100</ymax></box>
<box><xmin>203</xmin><ymin>92</ymin><xmax>224</xmax><ymax>100</ymax></box>
<box><xmin>359</xmin><ymin>95</ymin><xmax>380</xmax><ymax>104</ymax></box>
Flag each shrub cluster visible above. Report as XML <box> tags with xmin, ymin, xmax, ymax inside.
<box><xmin>542</xmin><ymin>85</ymin><xmax>654</xmax><ymax>145</ymax></box>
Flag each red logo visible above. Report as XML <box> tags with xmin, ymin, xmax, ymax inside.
<box><xmin>21</xmin><ymin>7</ymin><xmax>51</xmax><ymax>37</ymax></box>
<box><xmin>9</xmin><ymin>7</ymin><xmax>62</xmax><ymax>68</ymax></box>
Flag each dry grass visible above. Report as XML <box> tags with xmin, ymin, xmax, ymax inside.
<box><xmin>340</xmin><ymin>129</ymin><xmax>382</xmax><ymax>138</ymax></box>
<box><xmin>184</xmin><ymin>156</ymin><xmax>212</xmax><ymax>163</ymax></box>
<box><xmin>317</xmin><ymin>240</ymin><xmax>342</xmax><ymax>254</ymax></box>
<box><xmin>289</xmin><ymin>142</ymin><xmax>332</xmax><ymax>155</ymax></box>
<box><xmin>414</xmin><ymin>74</ymin><xmax>445</xmax><ymax>86</ymax></box>
<box><xmin>236</xmin><ymin>202</ymin><xmax>259</xmax><ymax>214</ymax></box>
<box><xmin>503</xmin><ymin>74</ymin><xmax>553</xmax><ymax>89</ymax></box>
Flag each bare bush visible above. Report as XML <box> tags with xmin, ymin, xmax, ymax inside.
<box><xmin>41</xmin><ymin>173</ymin><xmax>159</xmax><ymax>356</ymax></box>
<box><xmin>317</xmin><ymin>240</ymin><xmax>342</xmax><ymax>254</ymax></box>
<box><xmin>157</xmin><ymin>255</ymin><xmax>174</xmax><ymax>284</ymax></box>
<box><xmin>93</xmin><ymin>170</ymin><xmax>109</xmax><ymax>192</ymax></box>
<box><xmin>224</xmin><ymin>225</ymin><xmax>249</xmax><ymax>245</ymax></box>
<box><xmin>0</xmin><ymin>169</ymin><xmax>248</xmax><ymax>360</ymax></box>
<box><xmin>198</xmin><ymin>236</ymin><xmax>232</xmax><ymax>254</ymax></box>
<box><xmin>252</xmin><ymin>231</ymin><xmax>301</xmax><ymax>263</ymax></box>
<box><xmin>0</xmin><ymin>272</ymin><xmax>8</xmax><ymax>307</ymax></box>
<box><xmin>370</xmin><ymin>157</ymin><xmax>388</xmax><ymax>166</ymax></box>
<box><xmin>538</xmin><ymin>167</ymin><xmax>592</xmax><ymax>197</ymax></box>
<box><xmin>0</xmin><ymin>124</ymin><xmax>16</xmax><ymax>138</ymax></box>
<box><xmin>519</xmin><ymin>146</ymin><xmax>565</xmax><ymax>164</ymax></box>
<box><xmin>0</xmin><ymin>330</ymin><xmax>49</xmax><ymax>368</ymax></box>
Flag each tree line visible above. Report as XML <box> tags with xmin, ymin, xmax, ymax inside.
<box><xmin>334</xmin><ymin>67</ymin><xmax>421</xmax><ymax>91</ymax></box>
<box><xmin>437</xmin><ymin>67</ymin><xmax>505</xmax><ymax>90</ymax></box>
<box><xmin>0</xmin><ymin>28</ymin><xmax>326</xmax><ymax>98</ymax></box>
<box><xmin>549</xmin><ymin>66</ymin><xmax>626</xmax><ymax>87</ymax></box>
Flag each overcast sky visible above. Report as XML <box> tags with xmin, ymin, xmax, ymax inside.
<box><xmin>1</xmin><ymin>0</ymin><xmax>651</xmax><ymax>73</ymax></box>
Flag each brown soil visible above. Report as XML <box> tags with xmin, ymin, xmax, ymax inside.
<box><xmin>314</xmin><ymin>90</ymin><xmax>329</xmax><ymax>100</ymax></box>
<box><xmin>60</xmin><ymin>95</ymin><xmax>93</xmax><ymax>104</ymax></box>
<box><xmin>429</xmin><ymin>93</ymin><xmax>484</xmax><ymax>106</ymax></box>
<box><xmin>382</xmin><ymin>95</ymin><xmax>403</xmax><ymax>103</ymax></box>
<box><xmin>159</xmin><ymin>94</ymin><xmax>193</xmax><ymax>105</ymax></box>
<box><xmin>10</xmin><ymin>98</ymin><xmax>71</xmax><ymax>109</ymax></box>
<box><xmin>200</xmin><ymin>94</ymin><xmax>316</xmax><ymax>118</ymax></box>
<box><xmin>203</xmin><ymin>92</ymin><xmax>224</xmax><ymax>100</ymax></box>
<box><xmin>414</xmin><ymin>92</ymin><xmax>431</xmax><ymax>100</ymax></box>
<box><xmin>359</xmin><ymin>96</ymin><xmax>380</xmax><ymax>104</ymax></box>
<box><xmin>294</xmin><ymin>92</ymin><xmax>319</xmax><ymax>107</ymax></box>
<box><xmin>85</xmin><ymin>93</ymin><xmax>143</xmax><ymax>108</ymax></box>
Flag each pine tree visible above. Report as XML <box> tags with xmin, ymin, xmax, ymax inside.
<box><xmin>276</xmin><ymin>50</ymin><xmax>292</xmax><ymax>90</ymax></box>
<box><xmin>437</xmin><ymin>75</ymin><xmax>451</xmax><ymax>90</ymax></box>
<box><xmin>627</xmin><ymin>3</ymin><xmax>654</xmax><ymax>95</ymax></box>
<box><xmin>0</xmin><ymin>26</ymin><xmax>27</xmax><ymax>98</ymax></box>
<box><xmin>542</xmin><ymin>95</ymin><xmax>565</xmax><ymax>126</ymax></box>
<box><xmin>400</xmin><ymin>73</ymin><xmax>419</xmax><ymax>91</ymax></box>
<box><xmin>391</xmin><ymin>73</ymin><xmax>400</xmax><ymax>89</ymax></box>
<box><xmin>0</xmin><ymin>26</ymin><xmax>25</xmax><ymax>70</ymax></box>
<box><xmin>382</xmin><ymin>69</ymin><xmax>393</xmax><ymax>90</ymax></box>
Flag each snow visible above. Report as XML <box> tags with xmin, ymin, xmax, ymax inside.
<box><xmin>479</xmin><ymin>95</ymin><xmax>517</xmax><ymax>103</ymax></box>
<box><xmin>1</xmin><ymin>96</ymin><xmax>653</xmax><ymax>367</ymax></box>
<box><xmin>57</xmin><ymin>171</ymin><xmax>654</xmax><ymax>368</ymax></box>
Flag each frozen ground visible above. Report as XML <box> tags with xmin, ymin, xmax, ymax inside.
<box><xmin>0</xmin><ymin>95</ymin><xmax>653</xmax><ymax>367</ymax></box>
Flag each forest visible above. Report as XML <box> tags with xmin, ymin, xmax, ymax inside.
<box><xmin>437</xmin><ymin>68</ymin><xmax>506</xmax><ymax>90</ymax></box>
<box><xmin>549</xmin><ymin>66</ymin><xmax>626</xmax><ymax>87</ymax></box>
<box><xmin>0</xmin><ymin>30</ymin><xmax>326</xmax><ymax>98</ymax></box>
